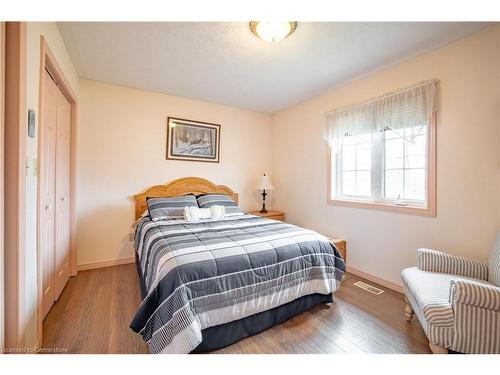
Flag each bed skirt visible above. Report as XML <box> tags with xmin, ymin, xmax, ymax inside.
<box><xmin>192</xmin><ymin>292</ymin><xmax>333</xmax><ymax>353</ymax></box>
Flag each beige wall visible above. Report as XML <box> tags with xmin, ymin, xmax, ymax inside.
<box><xmin>77</xmin><ymin>80</ymin><xmax>273</xmax><ymax>266</ymax></box>
<box><xmin>24</xmin><ymin>22</ymin><xmax>79</xmax><ymax>348</ymax></box>
<box><xmin>272</xmin><ymin>26</ymin><xmax>500</xmax><ymax>287</ymax></box>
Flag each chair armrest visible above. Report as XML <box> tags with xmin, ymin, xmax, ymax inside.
<box><xmin>450</xmin><ymin>279</ymin><xmax>500</xmax><ymax>311</ymax></box>
<box><xmin>417</xmin><ymin>248</ymin><xmax>488</xmax><ymax>280</ymax></box>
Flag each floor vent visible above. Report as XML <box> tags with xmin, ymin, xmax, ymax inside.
<box><xmin>354</xmin><ymin>281</ymin><xmax>384</xmax><ymax>295</ymax></box>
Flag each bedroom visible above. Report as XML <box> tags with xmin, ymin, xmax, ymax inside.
<box><xmin>1</xmin><ymin>0</ymin><xmax>499</xmax><ymax>372</ymax></box>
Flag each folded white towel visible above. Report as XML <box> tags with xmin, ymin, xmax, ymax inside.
<box><xmin>183</xmin><ymin>206</ymin><xmax>209</xmax><ymax>222</ymax></box>
<box><xmin>209</xmin><ymin>205</ymin><xmax>225</xmax><ymax>220</ymax></box>
<box><xmin>183</xmin><ymin>205</ymin><xmax>226</xmax><ymax>222</ymax></box>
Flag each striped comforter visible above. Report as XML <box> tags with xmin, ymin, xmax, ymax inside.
<box><xmin>130</xmin><ymin>214</ymin><xmax>345</xmax><ymax>354</ymax></box>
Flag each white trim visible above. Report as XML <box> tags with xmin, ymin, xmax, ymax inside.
<box><xmin>77</xmin><ymin>256</ymin><xmax>135</xmax><ymax>272</ymax></box>
<box><xmin>346</xmin><ymin>265</ymin><xmax>403</xmax><ymax>293</ymax></box>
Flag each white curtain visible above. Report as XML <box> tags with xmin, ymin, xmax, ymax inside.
<box><xmin>324</xmin><ymin>80</ymin><xmax>439</xmax><ymax>145</ymax></box>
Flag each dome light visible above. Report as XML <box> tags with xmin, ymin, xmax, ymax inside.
<box><xmin>249</xmin><ymin>22</ymin><xmax>298</xmax><ymax>43</ymax></box>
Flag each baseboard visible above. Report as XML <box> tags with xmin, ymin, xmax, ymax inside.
<box><xmin>346</xmin><ymin>265</ymin><xmax>403</xmax><ymax>293</ymax></box>
<box><xmin>77</xmin><ymin>256</ymin><xmax>135</xmax><ymax>272</ymax></box>
<box><xmin>76</xmin><ymin>258</ymin><xmax>403</xmax><ymax>293</ymax></box>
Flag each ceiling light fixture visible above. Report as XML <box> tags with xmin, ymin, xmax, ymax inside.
<box><xmin>249</xmin><ymin>22</ymin><xmax>297</xmax><ymax>43</ymax></box>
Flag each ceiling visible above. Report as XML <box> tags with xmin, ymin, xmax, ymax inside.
<box><xmin>58</xmin><ymin>22</ymin><xmax>493</xmax><ymax>113</ymax></box>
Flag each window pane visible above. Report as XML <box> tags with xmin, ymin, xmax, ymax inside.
<box><xmin>342</xmin><ymin>171</ymin><xmax>355</xmax><ymax>196</ymax></box>
<box><xmin>356</xmin><ymin>171</ymin><xmax>371</xmax><ymax>197</ymax></box>
<box><xmin>404</xmin><ymin>125</ymin><xmax>427</xmax><ymax>139</ymax></box>
<box><xmin>343</xmin><ymin>135</ymin><xmax>355</xmax><ymax>145</ymax></box>
<box><xmin>343</xmin><ymin>145</ymin><xmax>355</xmax><ymax>170</ymax></box>
<box><xmin>385</xmin><ymin>169</ymin><xmax>403</xmax><ymax>199</ymax></box>
<box><xmin>404</xmin><ymin>169</ymin><xmax>426</xmax><ymax>201</ymax></box>
<box><xmin>385</xmin><ymin>137</ymin><xmax>403</xmax><ymax>169</ymax></box>
<box><xmin>356</xmin><ymin>142</ymin><xmax>371</xmax><ymax>170</ymax></box>
<box><xmin>405</xmin><ymin>154</ymin><xmax>426</xmax><ymax>169</ymax></box>
<box><xmin>357</xmin><ymin>133</ymin><xmax>372</xmax><ymax>144</ymax></box>
<box><xmin>405</xmin><ymin>134</ymin><xmax>426</xmax><ymax>169</ymax></box>
<box><xmin>384</xmin><ymin>128</ymin><xmax>401</xmax><ymax>140</ymax></box>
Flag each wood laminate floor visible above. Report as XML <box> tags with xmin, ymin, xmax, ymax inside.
<box><xmin>43</xmin><ymin>264</ymin><xmax>432</xmax><ymax>354</ymax></box>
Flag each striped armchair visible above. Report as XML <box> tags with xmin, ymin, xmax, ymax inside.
<box><xmin>401</xmin><ymin>232</ymin><xmax>500</xmax><ymax>354</ymax></box>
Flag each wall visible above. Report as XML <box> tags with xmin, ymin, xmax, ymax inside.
<box><xmin>272</xmin><ymin>26</ymin><xmax>500</xmax><ymax>287</ymax></box>
<box><xmin>24</xmin><ymin>22</ymin><xmax>79</xmax><ymax>348</ymax></box>
<box><xmin>77</xmin><ymin>80</ymin><xmax>273</xmax><ymax>266</ymax></box>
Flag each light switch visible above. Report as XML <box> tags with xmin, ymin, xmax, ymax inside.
<box><xmin>33</xmin><ymin>158</ymin><xmax>38</xmax><ymax>177</ymax></box>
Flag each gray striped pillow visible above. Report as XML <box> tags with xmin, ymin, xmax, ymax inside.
<box><xmin>196</xmin><ymin>194</ymin><xmax>243</xmax><ymax>216</ymax></box>
<box><xmin>147</xmin><ymin>195</ymin><xmax>198</xmax><ymax>221</ymax></box>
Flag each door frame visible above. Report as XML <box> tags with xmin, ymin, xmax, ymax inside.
<box><xmin>4</xmin><ymin>21</ymin><xmax>27</xmax><ymax>350</ymax></box>
<box><xmin>0</xmin><ymin>21</ymin><xmax>5</xmax><ymax>352</ymax></box>
<box><xmin>36</xmin><ymin>35</ymin><xmax>78</xmax><ymax>346</ymax></box>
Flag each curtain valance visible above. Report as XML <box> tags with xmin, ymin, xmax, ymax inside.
<box><xmin>325</xmin><ymin>80</ymin><xmax>439</xmax><ymax>144</ymax></box>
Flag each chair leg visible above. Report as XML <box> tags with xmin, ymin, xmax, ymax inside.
<box><xmin>404</xmin><ymin>297</ymin><xmax>414</xmax><ymax>322</ymax></box>
<box><xmin>429</xmin><ymin>343</ymin><xmax>448</xmax><ymax>354</ymax></box>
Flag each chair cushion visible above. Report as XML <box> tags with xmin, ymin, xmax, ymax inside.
<box><xmin>401</xmin><ymin>267</ymin><xmax>494</xmax><ymax>328</ymax></box>
<box><xmin>489</xmin><ymin>231</ymin><xmax>500</xmax><ymax>286</ymax></box>
<box><xmin>402</xmin><ymin>267</ymin><xmax>454</xmax><ymax>328</ymax></box>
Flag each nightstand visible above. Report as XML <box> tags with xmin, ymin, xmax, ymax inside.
<box><xmin>248</xmin><ymin>210</ymin><xmax>285</xmax><ymax>221</ymax></box>
<box><xmin>326</xmin><ymin>236</ymin><xmax>347</xmax><ymax>263</ymax></box>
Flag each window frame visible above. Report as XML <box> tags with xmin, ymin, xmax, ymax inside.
<box><xmin>327</xmin><ymin>114</ymin><xmax>436</xmax><ymax>217</ymax></box>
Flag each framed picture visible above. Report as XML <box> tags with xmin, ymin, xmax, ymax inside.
<box><xmin>166</xmin><ymin>117</ymin><xmax>221</xmax><ymax>163</ymax></box>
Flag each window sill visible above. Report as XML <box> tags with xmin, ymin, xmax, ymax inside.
<box><xmin>327</xmin><ymin>198</ymin><xmax>436</xmax><ymax>217</ymax></box>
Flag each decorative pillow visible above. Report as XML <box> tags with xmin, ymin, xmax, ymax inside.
<box><xmin>196</xmin><ymin>194</ymin><xmax>243</xmax><ymax>216</ymax></box>
<box><xmin>147</xmin><ymin>195</ymin><xmax>198</xmax><ymax>221</ymax></box>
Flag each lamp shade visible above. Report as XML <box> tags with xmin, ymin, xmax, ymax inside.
<box><xmin>258</xmin><ymin>174</ymin><xmax>275</xmax><ymax>190</ymax></box>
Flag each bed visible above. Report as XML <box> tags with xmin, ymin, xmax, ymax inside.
<box><xmin>129</xmin><ymin>177</ymin><xmax>345</xmax><ymax>354</ymax></box>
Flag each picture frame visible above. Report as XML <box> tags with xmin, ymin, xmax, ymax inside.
<box><xmin>166</xmin><ymin>117</ymin><xmax>221</xmax><ymax>163</ymax></box>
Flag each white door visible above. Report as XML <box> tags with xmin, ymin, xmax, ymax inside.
<box><xmin>40</xmin><ymin>70</ymin><xmax>58</xmax><ymax>318</ymax></box>
<box><xmin>54</xmin><ymin>87</ymin><xmax>71</xmax><ymax>300</ymax></box>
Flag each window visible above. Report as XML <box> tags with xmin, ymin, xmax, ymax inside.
<box><xmin>326</xmin><ymin>80</ymin><xmax>438</xmax><ymax>216</ymax></box>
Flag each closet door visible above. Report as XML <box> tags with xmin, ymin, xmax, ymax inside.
<box><xmin>54</xmin><ymin>86</ymin><xmax>71</xmax><ymax>300</ymax></box>
<box><xmin>40</xmin><ymin>70</ymin><xmax>58</xmax><ymax>318</ymax></box>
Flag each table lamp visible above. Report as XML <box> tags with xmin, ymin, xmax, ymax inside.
<box><xmin>258</xmin><ymin>174</ymin><xmax>275</xmax><ymax>213</ymax></box>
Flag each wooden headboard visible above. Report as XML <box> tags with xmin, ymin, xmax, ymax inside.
<box><xmin>133</xmin><ymin>177</ymin><xmax>239</xmax><ymax>220</ymax></box>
